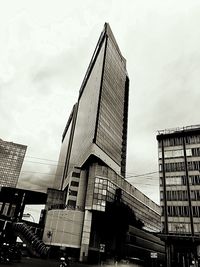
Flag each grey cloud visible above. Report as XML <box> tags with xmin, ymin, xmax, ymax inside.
<box><xmin>18</xmin><ymin>163</ymin><xmax>56</xmax><ymax>192</ymax></box>
<box><xmin>2</xmin><ymin>0</ymin><xmax>200</xmax><ymax>204</ymax></box>
<box><xmin>152</xmin><ymin>54</ymin><xmax>200</xmax><ymax>129</ymax></box>
<box><xmin>31</xmin><ymin>36</ymin><xmax>94</xmax><ymax>91</ymax></box>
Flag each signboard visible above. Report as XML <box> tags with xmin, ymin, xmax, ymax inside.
<box><xmin>150</xmin><ymin>252</ymin><xmax>158</xmax><ymax>259</ymax></box>
<box><xmin>47</xmin><ymin>231</ymin><xmax>53</xmax><ymax>238</ymax></box>
<box><xmin>100</xmin><ymin>244</ymin><xmax>105</xmax><ymax>253</ymax></box>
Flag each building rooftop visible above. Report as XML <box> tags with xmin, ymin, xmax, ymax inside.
<box><xmin>0</xmin><ymin>138</ymin><xmax>27</xmax><ymax>148</ymax></box>
<box><xmin>157</xmin><ymin>124</ymin><xmax>200</xmax><ymax>136</ymax></box>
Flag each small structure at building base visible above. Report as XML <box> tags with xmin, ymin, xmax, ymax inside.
<box><xmin>0</xmin><ymin>186</ymin><xmax>48</xmax><ymax>258</ymax></box>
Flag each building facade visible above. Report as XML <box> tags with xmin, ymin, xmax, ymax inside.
<box><xmin>44</xmin><ymin>23</ymin><xmax>163</xmax><ymax>264</ymax></box>
<box><xmin>157</xmin><ymin>125</ymin><xmax>200</xmax><ymax>267</ymax></box>
<box><xmin>45</xmin><ymin>162</ymin><xmax>163</xmax><ymax>263</ymax></box>
<box><xmin>0</xmin><ymin>138</ymin><xmax>27</xmax><ymax>187</ymax></box>
<box><xmin>54</xmin><ymin>23</ymin><xmax>129</xmax><ymax>191</ymax></box>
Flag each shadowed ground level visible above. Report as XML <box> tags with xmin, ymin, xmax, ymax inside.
<box><xmin>0</xmin><ymin>257</ymin><xmax>145</xmax><ymax>267</ymax></box>
<box><xmin>0</xmin><ymin>257</ymin><xmax>58</xmax><ymax>267</ymax></box>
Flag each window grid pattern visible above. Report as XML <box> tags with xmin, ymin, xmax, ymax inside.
<box><xmin>0</xmin><ymin>139</ymin><xmax>26</xmax><ymax>187</ymax></box>
<box><xmin>158</xmin><ymin>135</ymin><xmax>200</xmax><ymax>148</ymax></box>
<box><xmin>93</xmin><ymin>176</ymin><xmax>160</xmax><ymax>232</ymax></box>
<box><xmin>160</xmin><ymin>175</ymin><xmax>200</xmax><ymax>186</ymax></box>
<box><xmin>158</xmin><ymin>133</ymin><xmax>200</xmax><ymax>234</ymax></box>
<box><xmin>67</xmin><ymin>39</ymin><xmax>106</xmax><ymax>175</ymax></box>
<box><xmin>96</xmin><ymin>37</ymin><xmax>126</xmax><ymax>165</ymax></box>
<box><xmin>162</xmin><ymin>161</ymin><xmax>200</xmax><ymax>172</ymax></box>
<box><xmin>93</xmin><ymin>178</ymin><xmax>107</xmax><ymax>211</ymax></box>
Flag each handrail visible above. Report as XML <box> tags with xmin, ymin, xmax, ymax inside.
<box><xmin>12</xmin><ymin>222</ymin><xmax>49</xmax><ymax>257</ymax></box>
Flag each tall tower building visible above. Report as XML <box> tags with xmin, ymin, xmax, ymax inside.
<box><xmin>44</xmin><ymin>24</ymin><xmax>162</xmax><ymax>263</ymax></box>
<box><xmin>54</xmin><ymin>23</ymin><xmax>129</xmax><ymax>190</ymax></box>
<box><xmin>157</xmin><ymin>125</ymin><xmax>200</xmax><ymax>266</ymax></box>
<box><xmin>0</xmin><ymin>138</ymin><xmax>27</xmax><ymax>187</ymax></box>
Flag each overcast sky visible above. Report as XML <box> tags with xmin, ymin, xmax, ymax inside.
<box><xmin>1</xmin><ymin>0</ymin><xmax>200</xmax><ymax>204</ymax></box>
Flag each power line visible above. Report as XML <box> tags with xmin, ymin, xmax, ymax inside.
<box><xmin>20</xmin><ymin>167</ymin><xmax>159</xmax><ymax>181</ymax></box>
<box><xmin>25</xmin><ymin>155</ymin><xmax>159</xmax><ymax>176</ymax></box>
<box><xmin>126</xmin><ymin>174</ymin><xmax>159</xmax><ymax>178</ymax></box>
<box><xmin>132</xmin><ymin>182</ymin><xmax>159</xmax><ymax>185</ymax></box>
<box><xmin>125</xmin><ymin>171</ymin><xmax>158</xmax><ymax>178</ymax></box>
<box><xmin>23</xmin><ymin>155</ymin><xmax>160</xmax><ymax>181</ymax></box>
<box><xmin>25</xmin><ymin>155</ymin><xmax>65</xmax><ymax>164</ymax></box>
<box><xmin>24</xmin><ymin>159</ymin><xmax>158</xmax><ymax>177</ymax></box>
<box><xmin>21</xmin><ymin>171</ymin><xmax>57</xmax><ymax>176</ymax></box>
<box><xmin>20</xmin><ymin>169</ymin><xmax>159</xmax><ymax>180</ymax></box>
<box><xmin>20</xmin><ymin>173</ymin><xmax>158</xmax><ymax>187</ymax></box>
<box><xmin>24</xmin><ymin>160</ymin><xmax>64</xmax><ymax>167</ymax></box>
<box><xmin>126</xmin><ymin>177</ymin><xmax>158</xmax><ymax>180</ymax></box>
<box><xmin>127</xmin><ymin>171</ymin><xmax>159</xmax><ymax>175</ymax></box>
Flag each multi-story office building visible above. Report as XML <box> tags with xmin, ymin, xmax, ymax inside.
<box><xmin>44</xmin><ymin>23</ymin><xmax>163</xmax><ymax>264</ymax></box>
<box><xmin>0</xmin><ymin>138</ymin><xmax>27</xmax><ymax>187</ymax></box>
<box><xmin>54</xmin><ymin>22</ymin><xmax>129</xmax><ymax>190</ymax></box>
<box><xmin>157</xmin><ymin>125</ymin><xmax>200</xmax><ymax>266</ymax></box>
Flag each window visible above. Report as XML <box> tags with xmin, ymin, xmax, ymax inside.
<box><xmin>166</xmin><ymin>190</ymin><xmax>188</xmax><ymax>201</ymax></box>
<box><xmin>160</xmin><ymin>191</ymin><xmax>163</xmax><ymax>200</ymax></box>
<box><xmin>192</xmin><ymin>147</ymin><xmax>200</xmax><ymax>157</ymax></box>
<box><xmin>161</xmin><ymin>137</ymin><xmax>183</xmax><ymax>147</ymax></box>
<box><xmin>167</xmin><ymin>205</ymin><xmax>189</xmax><ymax>217</ymax></box>
<box><xmin>69</xmin><ymin>190</ymin><xmax>78</xmax><ymax>196</ymax></box>
<box><xmin>9</xmin><ymin>204</ymin><xmax>16</xmax><ymax>217</ymax></box>
<box><xmin>71</xmin><ymin>181</ymin><xmax>79</xmax><ymax>187</ymax></box>
<box><xmin>67</xmin><ymin>200</ymin><xmax>76</xmax><ymax>207</ymax></box>
<box><xmin>190</xmin><ymin>176</ymin><xmax>200</xmax><ymax>185</ymax></box>
<box><xmin>193</xmin><ymin>206</ymin><xmax>199</xmax><ymax>217</ymax></box>
<box><xmin>2</xmin><ymin>203</ymin><xmax>9</xmax><ymax>216</ymax></box>
<box><xmin>166</xmin><ymin>177</ymin><xmax>182</xmax><ymax>185</ymax></box>
<box><xmin>159</xmin><ymin>164</ymin><xmax>162</xmax><ymax>172</ymax></box>
<box><xmin>72</xmin><ymin>172</ymin><xmax>80</xmax><ymax>178</ymax></box>
<box><xmin>186</xmin><ymin>135</ymin><xmax>200</xmax><ymax>144</ymax></box>
<box><xmin>165</xmin><ymin>162</ymin><xmax>187</xmax><ymax>172</ymax></box>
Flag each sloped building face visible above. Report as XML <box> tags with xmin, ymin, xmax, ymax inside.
<box><xmin>45</xmin><ymin>24</ymin><xmax>162</xmax><ymax>263</ymax></box>
<box><xmin>54</xmin><ymin>23</ymin><xmax>129</xmax><ymax>191</ymax></box>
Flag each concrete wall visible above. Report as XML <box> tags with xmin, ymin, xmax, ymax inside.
<box><xmin>43</xmin><ymin>209</ymin><xmax>84</xmax><ymax>248</ymax></box>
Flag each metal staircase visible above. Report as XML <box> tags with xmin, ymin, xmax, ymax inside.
<box><xmin>12</xmin><ymin>222</ymin><xmax>49</xmax><ymax>258</ymax></box>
